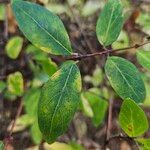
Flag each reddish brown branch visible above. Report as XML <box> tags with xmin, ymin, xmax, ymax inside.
<box><xmin>0</xmin><ymin>0</ymin><xmax>10</xmax><ymax>4</ymax></box>
<box><xmin>64</xmin><ymin>41</ymin><xmax>150</xmax><ymax>61</ymax></box>
<box><xmin>106</xmin><ymin>98</ymin><xmax>113</xmax><ymax>141</ymax></box>
<box><xmin>4</xmin><ymin>100</ymin><xmax>23</xmax><ymax>150</ymax></box>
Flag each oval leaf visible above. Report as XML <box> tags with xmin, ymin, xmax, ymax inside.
<box><xmin>83</xmin><ymin>91</ymin><xmax>108</xmax><ymax>127</ymax></box>
<box><xmin>105</xmin><ymin>56</ymin><xmax>146</xmax><ymax>103</ymax></box>
<box><xmin>96</xmin><ymin>0</ymin><xmax>124</xmax><ymax>46</ymax></box>
<box><xmin>38</xmin><ymin>61</ymin><xmax>82</xmax><ymax>143</ymax></box>
<box><xmin>7</xmin><ymin>71</ymin><xmax>24</xmax><ymax>96</ymax></box>
<box><xmin>12</xmin><ymin>0</ymin><xmax>72</xmax><ymax>55</ymax></box>
<box><xmin>119</xmin><ymin>99</ymin><xmax>149</xmax><ymax>137</ymax></box>
<box><xmin>6</xmin><ymin>36</ymin><xmax>23</xmax><ymax>59</ymax></box>
<box><xmin>137</xmin><ymin>50</ymin><xmax>150</xmax><ymax>70</ymax></box>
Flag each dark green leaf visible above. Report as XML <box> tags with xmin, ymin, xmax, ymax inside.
<box><xmin>38</xmin><ymin>61</ymin><xmax>82</xmax><ymax>143</ymax></box>
<box><xmin>12</xmin><ymin>0</ymin><xmax>72</xmax><ymax>55</ymax></box>
<box><xmin>119</xmin><ymin>99</ymin><xmax>149</xmax><ymax>137</ymax></box>
<box><xmin>105</xmin><ymin>56</ymin><xmax>146</xmax><ymax>103</ymax></box>
<box><xmin>137</xmin><ymin>50</ymin><xmax>150</xmax><ymax>70</ymax></box>
<box><xmin>96</xmin><ymin>0</ymin><xmax>124</xmax><ymax>46</ymax></box>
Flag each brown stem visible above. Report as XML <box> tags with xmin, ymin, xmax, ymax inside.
<box><xmin>4</xmin><ymin>100</ymin><xmax>23</xmax><ymax>150</ymax></box>
<box><xmin>106</xmin><ymin>98</ymin><xmax>113</xmax><ymax>141</ymax></box>
<box><xmin>0</xmin><ymin>0</ymin><xmax>10</xmax><ymax>4</ymax></box>
<box><xmin>64</xmin><ymin>41</ymin><xmax>150</xmax><ymax>61</ymax></box>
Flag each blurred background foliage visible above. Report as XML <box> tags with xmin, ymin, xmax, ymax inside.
<box><xmin>0</xmin><ymin>0</ymin><xmax>150</xmax><ymax>149</ymax></box>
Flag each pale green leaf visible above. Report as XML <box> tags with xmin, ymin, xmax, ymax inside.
<box><xmin>81</xmin><ymin>94</ymin><xmax>94</xmax><ymax>118</ymax></box>
<box><xmin>137</xmin><ymin>50</ymin><xmax>150</xmax><ymax>70</ymax></box>
<box><xmin>12</xmin><ymin>0</ymin><xmax>72</xmax><ymax>55</ymax></box>
<box><xmin>96</xmin><ymin>0</ymin><xmax>124</xmax><ymax>46</ymax></box>
<box><xmin>26</xmin><ymin>44</ymin><xmax>58</xmax><ymax>76</ymax></box>
<box><xmin>83</xmin><ymin>91</ymin><xmax>108</xmax><ymax>127</ymax></box>
<box><xmin>30</xmin><ymin>120</ymin><xmax>42</xmax><ymax>144</ymax></box>
<box><xmin>0</xmin><ymin>5</ymin><xmax>5</xmax><ymax>21</ymax></box>
<box><xmin>136</xmin><ymin>138</ymin><xmax>150</xmax><ymax>150</ymax></box>
<box><xmin>6</xmin><ymin>36</ymin><xmax>23</xmax><ymax>59</ymax></box>
<box><xmin>23</xmin><ymin>88</ymin><xmax>41</xmax><ymax>117</ymax></box>
<box><xmin>46</xmin><ymin>4</ymin><xmax>69</xmax><ymax>15</ymax></box>
<box><xmin>82</xmin><ymin>1</ymin><xmax>101</xmax><ymax>17</ymax></box>
<box><xmin>8</xmin><ymin>114</ymin><xmax>34</xmax><ymax>133</ymax></box>
<box><xmin>69</xmin><ymin>142</ymin><xmax>84</xmax><ymax>150</ymax></box>
<box><xmin>112</xmin><ymin>31</ymin><xmax>129</xmax><ymax>49</ymax></box>
<box><xmin>7</xmin><ymin>72</ymin><xmax>24</xmax><ymax>96</ymax></box>
<box><xmin>0</xmin><ymin>141</ymin><xmax>4</xmax><ymax>150</ymax></box>
<box><xmin>44</xmin><ymin>141</ymin><xmax>84</xmax><ymax>150</ymax></box>
<box><xmin>119</xmin><ymin>99</ymin><xmax>149</xmax><ymax>137</ymax></box>
<box><xmin>105</xmin><ymin>56</ymin><xmax>146</xmax><ymax>103</ymax></box>
<box><xmin>38</xmin><ymin>61</ymin><xmax>82</xmax><ymax>143</ymax></box>
<box><xmin>44</xmin><ymin>142</ymin><xmax>73</xmax><ymax>150</ymax></box>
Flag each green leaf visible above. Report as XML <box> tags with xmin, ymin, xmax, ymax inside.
<box><xmin>69</xmin><ymin>142</ymin><xmax>84</xmax><ymax>150</ymax></box>
<box><xmin>30</xmin><ymin>120</ymin><xmax>42</xmax><ymax>144</ymax></box>
<box><xmin>0</xmin><ymin>141</ymin><xmax>4</xmax><ymax>150</ymax></box>
<box><xmin>25</xmin><ymin>44</ymin><xmax>58</xmax><ymax>76</ymax></box>
<box><xmin>7</xmin><ymin>72</ymin><xmax>24</xmax><ymax>96</ymax></box>
<box><xmin>12</xmin><ymin>0</ymin><xmax>72</xmax><ymax>55</ymax></box>
<box><xmin>38</xmin><ymin>61</ymin><xmax>82</xmax><ymax>143</ymax></box>
<box><xmin>9</xmin><ymin>114</ymin><xmax>34</xmax><ymax>132</ymax></box>
<box><xmin>44</xmin><ymin>141</ymin><xmax>84</xmax><ymax>150</ymax></box>
<box><xmin>37</xmin><ymin>58</ymin><xmax>58</xmax><ymax>76</ymax></box>
<box><xmin>82</xmin><ymin>1</ymin><xmax>101</xmax><ymax>17</ymax></box>
<box><xmin>44</xmin><ymin>142</ymin><xmax>74</xmax><ymax>150</ymax></box>
<box><xmin>23</xmin><ymin>88</ymin><xmax>41</xmax><ymax>117</ymax></box>
<box><xmin>0</xmin><ymin>81</ymin><xmax>6</xmax><ymax>93</ymax></box>
<box><xmin>119</xmin><ymin>99</ymin><xmax>149</xmax><ymax>137</ymax></box>
<box><xmin>112</xmin><ymin>31</ymin><xmax>129</xmax><ymax>49</ymax></box>
<box><xmin>83</xmin><ymin>92</ymin><xmax>108</xmax><ymax>127</ymax></box>
<box><xmin>84</xmin><ymin>66</ymin><xmax>103</xmax><ymax>87</ymax></box>
<box><xmin>0</xmin><ymin>4</ymin><xmax>5</xmax><ymax>21</ymax></box>
<box><xmin>105</xmin><ymin>56</ymin><xmax>146</xmax><ymax>103</ymax></box>
<box><xmin>6</xmin><ymin>36</ymin><xmax>23</xmax><ymax>59</ymax></box>
<box><xmin>81</xmin><ymin>94</ymin><xmax>94</xmax><ymax>118</ymax></box>
<box><xmin>96</xmin><ymin>0</ymin><xmax>124</xmax><ymax>46</ymax></box>
<box><xmin>137</xmin><ymin>50</ymin><xmax>150</xmax><ymax>70</ymax></box>
<box><xmin>46</xmin><ymin>4</ymin><xmax>69</xmax><ymax>15</ymax></box>
<box><xmin>136</xmin><ymin>138</ymin><xmax>150</xmax><ymax>150</ymax></box>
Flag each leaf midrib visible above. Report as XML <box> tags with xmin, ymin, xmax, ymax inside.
<box><xmin>110</xmin><ymin>59</ymin><xmax>139</xmax><ymax>100</ymax></box>
<box><xmin>49</xmin><ymin>64</ymin><xmax>74</xmax><ymax>134</ymax></box>
<box><xmin>104</xmin><ymin>2</ymin><xmax>115</xmax><ymax>44</ymax></box>
<box><xmin>15</xmin><ymin>3</ymin><xmax>71</xmax><ymax>54</ymax></box>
